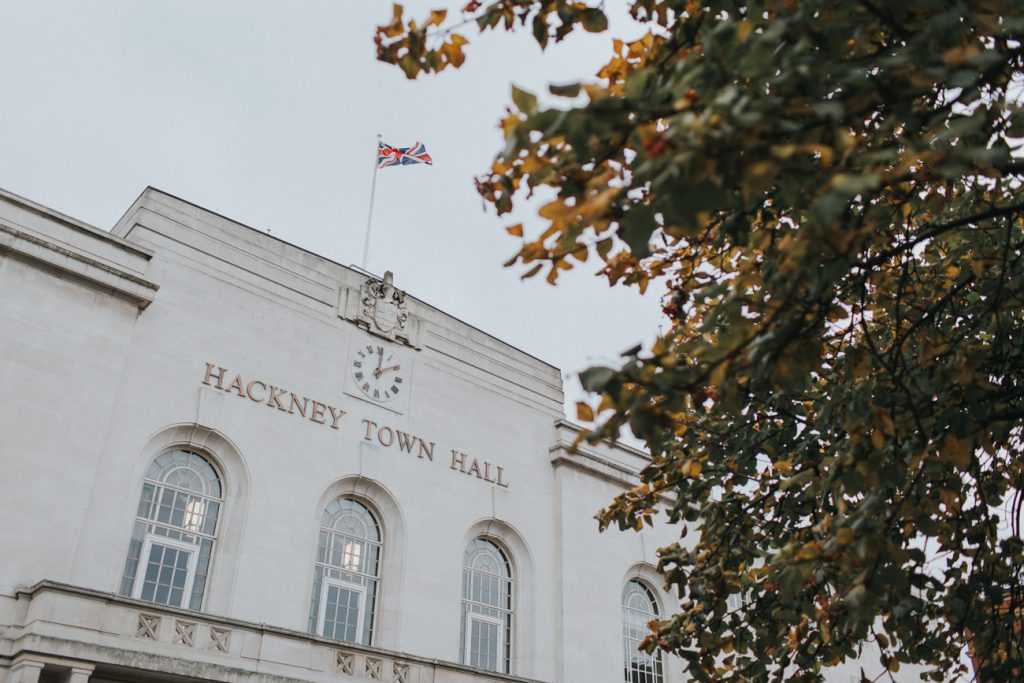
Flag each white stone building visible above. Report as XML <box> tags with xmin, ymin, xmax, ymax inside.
<box><xmin>0</xmin><ymin>187</ymin><xmax>684</xmax><ymax>683</ymax></box>
<box><xmin>0</xmin><ymin>187</ymin><xmax>924</xmax><ymax>683</ymax></box>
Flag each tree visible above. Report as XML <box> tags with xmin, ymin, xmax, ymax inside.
<box><xmin>376</xmin><ymin>2</ymin><xmax>1024</xmax><ymax>680</ymax></box>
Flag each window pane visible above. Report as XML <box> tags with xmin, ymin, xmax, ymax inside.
<box><xmin>461</xmin><ymin>538</ymin><xmax>512</xmax><ymax>673</ymax></box>
<box><xmin>622</xmin><ymin>580</ymin><xmax>664</xmax><ymax>683</ymax></box>
<box><xmin>121</xmin><ymin>450</ymin><xmax>221</xmax><ymax>611</ymax></box>
<box><xmin>311</xmin><ymin>497</ymin><xmax>381</xmax><ymax>646</ymax></box>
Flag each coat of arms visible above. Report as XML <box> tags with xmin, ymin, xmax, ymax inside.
<box><xmin>357</xmin><ymin>271</ymin><xmax>409</xmax><ymax>342</ymax></box>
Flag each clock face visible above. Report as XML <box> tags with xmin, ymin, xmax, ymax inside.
<box><xmin>351</xmin><ymin>343</ymin><xmax>405</xmax><ymax>403</ymax></box>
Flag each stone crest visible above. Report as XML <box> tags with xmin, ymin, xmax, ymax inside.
<box><xmin>357</xmin><ymin>271</ymin><xmax>409</xmax><ymax>342</ymax></box>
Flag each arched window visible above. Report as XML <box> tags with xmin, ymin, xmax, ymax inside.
<box><xmin>461</xmin><ymin>538</ymin><xmax>513</xmax><ymax>673</ymax></box>
<box><xmin>120</xmin><ymin>449</ymin><xmax>222</xmax><ymax>610</ymax></box>
<box><xmin>309</xmin><ymin>497</ymin><xmax>381</xmax><ymax>645</ymax></box>
<box><xmin>623</xmin><ymin>580</ymin><xmax>664</xmax><ymax>683</ymax></box>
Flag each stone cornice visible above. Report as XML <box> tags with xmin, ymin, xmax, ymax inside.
<box><xmin>0</xmin><ymin>221</ymin><xmax>157</xmax><ymax>310</ymax></box>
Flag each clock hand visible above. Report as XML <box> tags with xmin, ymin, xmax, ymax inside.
<box><xmin>378</xmin><ymin>365</ymin><xmax>401</xmax><ymax>374</ymax></box>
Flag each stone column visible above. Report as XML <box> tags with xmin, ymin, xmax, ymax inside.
<box><xmin>7</xmin><ymin>660</ymin><xmax>45</xmax><ymax>683</ymax></box>
<box><xmin>67</xmin><ymin>666</ymin><xmax>94</xmax><ymax>683</ymax></box>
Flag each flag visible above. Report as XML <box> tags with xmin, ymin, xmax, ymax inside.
<box><xmin>377</xmin><ymin>141</ymin><xmax>433</xmax><ymax>168</ymax></box>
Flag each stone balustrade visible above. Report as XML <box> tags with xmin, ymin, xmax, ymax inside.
<box><xmin>1</xmin><ymin>582</ymin><xmax>542</xmax><ymax>683</ymax></box>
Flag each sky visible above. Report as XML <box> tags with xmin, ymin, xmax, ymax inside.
<box><xmin>0</xmin><ymin>0</ymin><xmax>665</xmax><ymax>422</ymax></box>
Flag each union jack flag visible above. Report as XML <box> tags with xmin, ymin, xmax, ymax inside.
<box><xmin>377</xmin><ymin>141</ymin><xmax>433</xmax><ymax>168</ymax></box>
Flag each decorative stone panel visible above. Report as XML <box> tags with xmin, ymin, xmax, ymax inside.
<box><xmin>392</xmin><ymin>662</ymin><xmax>410</xmax><ymax>683</ymax></box>
<box><xmin>135</xmin><ymin>612</ymin><xmax>161</xmax><ymax>640</ymax></box>
<box><xmin>172</xmin><ymin>620</ymin><xmax>196</xmax><ymax>647</ymax></box>
<box><xmin>365</xmin><ymin>656</ymin><xmax>382</xmax><ymax>680</ymax></box>
<box><xmin>208</xmin><ymin>625</ymin><xmax>232</xmax><ymax>653</ymax></box>
<box><xmin>334</xmin><ymin>650</ymin><xmax>355</xmax><ymax>675</ymax></box>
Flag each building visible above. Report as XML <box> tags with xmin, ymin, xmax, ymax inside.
<box><xmin>0</xmin><ymin>187</ymin><xmax>925</xmax><ymax>683</ymax></box>
<box><xmin>0</xmin><ymin>186</ymin><xmax>683</xmax><ymax>683</ymax></box>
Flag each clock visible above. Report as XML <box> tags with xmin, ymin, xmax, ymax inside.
<box><xmin>351</xmin><ymin>342</ymin><xmax>405</xmax><ymax>403</ymax></box>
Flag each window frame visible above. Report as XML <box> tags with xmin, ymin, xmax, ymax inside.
<box><xmin>317</xmin><ymin>576</ymin><xmax>368</xmax><ymax>642</ymax></box>
<box><xmin>309</xmin><ymin>496</ymin><xmax>382</xmax><ymax>646</ymax></box>
<box><xmin>464</xmin><ymin>611</ymin><xmax>505</xmax><ymax>671</ymax></box>
<box><xmin>461</xmin><ymin>537</ymin><xmax>514</xmax><ymax>674</ymax></box>
<box><xmin>132</xmin><ymin>533</ymin><xmax>200</xmax><ymax>607</ymax></box>
<box><xmin>121</xmin><ymin>448</ymin><xmax>223</xmax><ymax>612</ymax></box>
<box><xmin>622</xmin><ymin>578</ymin><xmax>665</xmax><ymax>683</ymax></box>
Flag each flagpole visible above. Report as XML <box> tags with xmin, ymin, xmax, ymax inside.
<box><xmin>362</xmin><ymin>133</ymin><xmax>382</xmax><ymax>270</ymax></box>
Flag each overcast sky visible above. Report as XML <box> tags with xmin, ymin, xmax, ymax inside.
<box><xmin>0</xmin><ymin>0</ymin><xmax>665</xmax><ymax>419</ymax></box>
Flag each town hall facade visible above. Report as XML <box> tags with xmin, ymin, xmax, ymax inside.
<box><xmin>0</xmin><ymin>187</ymin><xmax>916</xmax><ymax>683</ymax></box>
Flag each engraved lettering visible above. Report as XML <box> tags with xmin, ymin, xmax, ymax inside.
<box><xmin>418</xmin><ymin>439</ymin><xmax>435</xmax><ymax>462</ymax></box>
<box><xmin>202</xmin><ymin>363</ymin><xmax>342</xmax><ymax>433</ymax></box>
<box><xmin>203</xmin><ymin>363</ymin><xmax>228</xmax><ymax>389</ymax></box>
<box><xmin>483</xmin><ymin>461</ymin><xmax>496</xmax><ymax>483</ymax></box>
<box><xmin>267</xmin><ymin>386</ymin><xmax>288</xmax><ymax>411</ymax></box>
<box><xmin>328</xmin><ymin>405</ymin><xmax>346</xmax><ymax>429</ymax></box>
<box><xmin>289</xmin><ymin>393</ymin><xmax>308</xmax><ymax>417</ymax></box>
<box><xmin>396</xmin><ymin>431</ymin><xmax>417</xmax><ymax>453</ymax></box>
<box><xmin>377</xmin><ymin>426</ymin><xmax>394</xmax><ymax>447</ymax></box>
<box><xmin>362</xmin><ymin>419</ymin><xmax>377</xmax><ymax>441</ymax></box>
<box><xmin>245</xmin><ymin>380</ymin><xmax>266</xmax><ymax>402</ymax></box>
<box><xmin>467</xmin><ymin>458</ymin><xmax>482</xmax><ymax>478</ymax></box>
<box><xmin>226</xmin><ymin>374</ymin><xmax>246</xmax><ymax>398</ymax></box>
<box><xmin>451</xmin><ymin>450</ymin><xmax>467</xmax><ymax>473</ymax></box>
<box><xmin>496</xmin><ymin>466</ymin><xmax>509</xmax><ymax>488</ymax></box>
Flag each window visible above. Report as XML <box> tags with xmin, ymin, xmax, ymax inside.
<box><xmin>623</xmin><ymin>580</ymin><xmax>665</xmax><ymax>683</ymax></box>
<box><xmin>309</xmin><ymin>497</ymin><xmax>381</xmax><ymax>645</ymax></box>
<box><xmin>461</xmin><ymin>538</ymin><xmax>513</xmax><ymax>673</ymax></box>
<box><xmin>120</xmin><ymin>449</ymin><xmax>222</xmax><ymax>610</ymax></box>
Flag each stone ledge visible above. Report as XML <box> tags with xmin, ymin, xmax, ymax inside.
<box><xmin>4</xmin><ymin>581</ymin><xmax>546</xmax><ymax>683</ymax></box>
<box><xmin>0</xmin><ymin>223</ymin><xmax>158</xmax><ymax>310</ymax></box>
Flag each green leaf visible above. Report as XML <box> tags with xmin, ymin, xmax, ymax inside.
<box><xmin>579</xmin><ymin>366</ymin><xmax>616</xmax><ymax>392</ymax></box>
<box><xmin>511</xmin><ymin>85</ymin><xmax>538</xmax><ymax>114</ymax></box>
<box><xmin>549</xmin><ymin>82</ymin><xmax>581</xmax><ymax>98</ymax></box>
<box><xmin>620</xmin><ymin>204</ymin><xmax>655</xmax><ymax>258</ymax></box>
<box><xmin>580</xmin><ymin>8</ymin><xmax>608</xmax><ymax>33</ymax></box>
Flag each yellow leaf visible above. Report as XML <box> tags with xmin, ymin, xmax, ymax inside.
<box><xmin>442</xmin><ymin>41</ymin><xmax>466</xmax><ymax>67</ymax></box>
<box><xmin>576</xmin><ymin>401</ymin><xmax>594</xmax><ymax>422</ymax></box>
<box><xmin>506</xmin><ymin>223</ymin><xmax>524</xmax><ymax>237</ymax></box>
<box><xmin>736</xmin><ymin>19</ymin><xmax>754</xmax><ymax>42</ymax></box>
<box><xmin>941</xmin><ymin>433</ymin><xmax>972</xmax><ymax>468</ymax></box>
<box><xmin>521</xmin><ymin>155</ymin><xmax>544</xmax><ymax>174</ymax></box>
<box><xmin>942</xmin><ymin>43</ymin><xmax>979</xmax><ymax>67</ymax></box>
<box><xmin>773</xmin><ymin>459</ymin><xmax>793</xmax><ymax>474</ymax></box>
<box><xmin>871</xmin><ymin>429</ymin><xmax>885</xmax><ymax>449</ymax></box>
<box><xmin>429</xmin><ymin>9</ymin><xmax>447</xmax><ymax>25</ymax></box>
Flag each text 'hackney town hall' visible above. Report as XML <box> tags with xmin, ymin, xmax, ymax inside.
<box><xmin>0</xmin><ymin>187</ymin><xmax>921</xmax><ymax>683</ymax></box>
